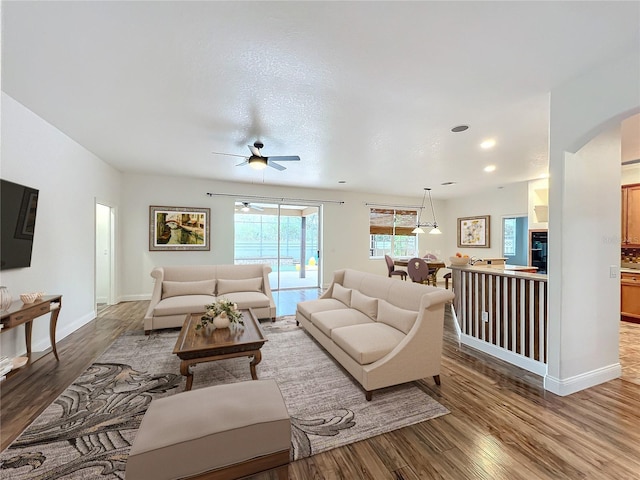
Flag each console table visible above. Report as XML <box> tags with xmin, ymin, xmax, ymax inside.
<box><xmin>0</xmin><ymin>295</ymin><xmax>63</xmax><ymax>365</ymax></box>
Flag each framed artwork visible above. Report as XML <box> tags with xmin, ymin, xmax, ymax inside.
<box><xmin>457</xmin><ymin>215</ymin><xmax>490</xmax><ymax>248</ymax></box>
<box><xmin>149</xmin><ymin>206</ymin><xmax>210</xmax><ymax>251</ymax></box>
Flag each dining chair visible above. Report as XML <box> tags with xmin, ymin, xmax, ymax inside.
<box><xmin>406</xmin><ymin>257</ymin><xmax>432</xmax><ymax>285</ymax></box>
<box><xmin>384</xmin><ymin>255</ymin><xmax>407</xmax><ymax>280</ymax></box>
<box><xmin>422</xmin><ymin>254</ymin><xmax>439</xmax><ymax>285</ymax></box>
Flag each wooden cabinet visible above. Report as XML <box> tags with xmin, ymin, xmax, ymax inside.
<box><xmin>621</xmin><ymin>271</ymin><xmax>640</xmax><ymax>321</ymax></box>
<box><xmin>621</xmin><ymin>184</ymin><xmax>640</xmax><ymax>246</ymax></box>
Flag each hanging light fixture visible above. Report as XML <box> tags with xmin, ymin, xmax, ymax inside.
<box><xmin>412</xmin><ymin>187</ymin><xmax>442</xmax><ymax>235</ymax></box>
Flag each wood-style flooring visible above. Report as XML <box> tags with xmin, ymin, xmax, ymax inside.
<box><xmin>2</xmin><ymin>291</ymin><xmax>640</xmax><ymax>480</ymax></box>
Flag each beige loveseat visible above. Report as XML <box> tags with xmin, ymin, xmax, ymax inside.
<box><xmin>144</xmin><ymin>264</ymin><xmax>276</xmax><ymax>334</ymax></box>
<box><xmin>295</xmin><ymin>268</ymin><xmax>454</xmax><ymax>400</ymax></box>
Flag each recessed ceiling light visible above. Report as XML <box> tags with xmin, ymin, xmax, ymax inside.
<box><xmin>480</xmin><ymin>139</ymin><xmax>496</xmax><ymax>149</ymax></box>
<box><xmin>441</xmin><ymin>181</ymin><xmax>456</xmax><ymax>186</ymax></box>
<box><xmin>484</xmin><ymin>165</ymin><xmax>496</xmax><ymax>172</ymax></box>
<box><xmin>451</xmin><ymin>125</ymin><xmax>469</xmax><ymax>133</ymax></box>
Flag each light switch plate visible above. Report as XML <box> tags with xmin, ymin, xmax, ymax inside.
<box><xmin>610</xmin><ymin>265</ymin><xmax>618</xmax><ymax>278</ymax></box>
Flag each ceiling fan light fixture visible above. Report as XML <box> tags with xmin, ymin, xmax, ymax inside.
<box><xmin>248</xmin><ymin>156</ymin><xmax>268</xmax><ymax>170</ymax></box>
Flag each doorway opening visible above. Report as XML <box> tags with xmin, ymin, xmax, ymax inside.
<box><xmin>95</xmin><ymin>202</ymin><xmax>115</xmax><ymax>313</ymax></box>
<box><xmin>233</xmin><ymin>201</ymin><xmax>321</xmax><ymax>291</ymax></box>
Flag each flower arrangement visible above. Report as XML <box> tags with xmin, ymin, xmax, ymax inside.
<box><xmin>197</xmin><ymin>298</ymin><xmax>244</xmax><ymax>330</ymax></box>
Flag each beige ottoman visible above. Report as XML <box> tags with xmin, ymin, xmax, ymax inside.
<box><xmin>126</xmin><ymin>379</ymin><xmax>291</xmax><ymax>480</ymax></box>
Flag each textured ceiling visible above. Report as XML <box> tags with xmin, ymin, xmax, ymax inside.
<box><xmin>2</xmin><ymin>1</ymin><xmax>639</xmax><ymax>198</ymax></box>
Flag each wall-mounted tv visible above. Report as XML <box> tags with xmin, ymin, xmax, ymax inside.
<box><xmin>1</xmin><ymin>179</ymin><xmax>39</xmax><ymax>270</ymax></box>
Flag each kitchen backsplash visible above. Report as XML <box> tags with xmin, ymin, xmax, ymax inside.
<box><xmin>621</xmin><ymin>247</ymin><xmax>640</xmax><ymax>265</ymax></box>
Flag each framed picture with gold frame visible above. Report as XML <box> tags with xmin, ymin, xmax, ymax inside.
<box><xmin>149</xmin><ymin>206</ymin><xmax>210</xmax><ymax>251</ymax></box>
<box><xmin>457</xmin><ymin>215</ymin><xmax>490</xmax><ymax>248</ymax></box>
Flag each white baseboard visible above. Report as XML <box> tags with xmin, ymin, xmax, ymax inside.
<box><xmin>31</xmin><ymin>310</ymin><xmax>96</xmax><ymax>354</ymax></box>
<box><xmin>118</xmin><ymin>294</ymin><xmax>151</xmax><ymax>302</ymax></box>
<box><xmin>459</xmin><ymin>333</ymin><xmax>548</xmax><ymax>377</ymax></box>
<box><xmin>544</xmin><ymin>363</ymin><xmax>622</xmax><ymax>396</ymax></box>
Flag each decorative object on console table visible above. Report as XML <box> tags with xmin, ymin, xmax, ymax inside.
<box><xmin>0</xmin><ymin>286</ymin><xmax>12</xmax><ymax>311</ymax></box>
<box><xmin>149</xmin><ymin>205</ymin><xmax>210</xmax><ymax>251</ymax></box>
<box><xmin>457</xmin><ymin>215</ymin><xmax>490</xmax><ymax>248</ymax></box>
<box><xmin>20</xmin><ymin>292</ymin><xmax>42</xmax><ymax>304</ymax></box>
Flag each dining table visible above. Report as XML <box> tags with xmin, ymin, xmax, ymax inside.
<box><xmin>393</xmin><ymin>257</ymin><xmax>447</xmax><ymax>286</ymax></box>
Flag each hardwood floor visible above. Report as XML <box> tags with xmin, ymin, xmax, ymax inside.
<box><xmin>2</xmin><ymin>296</ymin><xmax>640</xmax><ymax>479</ymax></box>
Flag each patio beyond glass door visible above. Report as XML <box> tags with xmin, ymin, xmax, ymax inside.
<box><xmin>234</xmin><ymin>202</ymin><xmax>320</xmax><ymax>290</ymax></box>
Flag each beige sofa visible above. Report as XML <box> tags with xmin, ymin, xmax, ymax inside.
<box><xmin>144</xmin><ymin>264</ymin><xmax>276</xmax><ymax>333</ymax></box>
<box><xmin>295</xmin><ymin>268</ymin><xmax>454</xmax><ymax>400</ymax></box>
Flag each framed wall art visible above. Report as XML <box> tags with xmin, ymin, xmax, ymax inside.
<box><xmin>149</xmin><ymin>206</ymin><xmax>210</xmax><ymax>251</ymax></box>
<box><xmin>457</xmin><ymin>215</ymin><xmax>490</xmax><ymax>248</ymax></box>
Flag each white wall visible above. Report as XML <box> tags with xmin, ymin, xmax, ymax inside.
<box><xmin>118</xmin><ymin>173</ymin><xmax>450</xmax><ymax>299</ymax></box>
<box><xmin>440</xmin><ymin>182</ymin><xmax>529</xmax><ymax>260</ymax></box>
<box><xmin>0</xmin><ymin>94</ymin><xmax>122</xmax><ymax>358</ymax></box>
<box><xmin>546</xmin><ymin>51</ymin><xmax>640</xmax><ymax>395</ymax></box>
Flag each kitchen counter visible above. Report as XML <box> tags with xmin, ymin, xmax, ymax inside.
<box><xmin>449</xmin><ymin>264</ymin><xmax>547</xmax><ymax>280</ymax></box>
<box><xmin>621</xmin><ymin>267</ymin><xmax>639</xmax><ymax>274</ymax></box>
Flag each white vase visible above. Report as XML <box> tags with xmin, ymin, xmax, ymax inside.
<box><xmin>212</xmin><ymin>315</ymin><xmax>230</xmax><ymax>329</ymax></box>
<box><xmin>0</xmin><ymin>287</ymin><xmax>12</xmax><ymax>311</ymax></box>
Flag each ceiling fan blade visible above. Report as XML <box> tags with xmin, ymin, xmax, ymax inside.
<box><xmin>248</xmin><ymin>145</ymin><xmax>261</xmax><ymax>157</ymax></box>
<box><xmin>236</xmin><ymin>160</ymin><xmax>248</xmax><ymax>167</ymax></box>
<box><xmin>269</xmin><ymin>162</ymin><xmax>286</xmax><ymax>171</ymax></box>
<box><xmin>267</xmin><ymin>155</ymin><xmax>300</xmax><ymax>162</ymax></box>
<box><xmin>212</xmin><ymin>151</ymin><xmax>248</xmax><ymax>158</ymax></box>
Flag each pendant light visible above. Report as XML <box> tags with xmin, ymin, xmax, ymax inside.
<box><xmin>412</xmin><ymin>188</ymin><xmax>442</xmax><ymax>235</ymax></box>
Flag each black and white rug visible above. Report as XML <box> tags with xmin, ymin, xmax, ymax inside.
<box><xmin>0</xmin><ymin>317</ymin><xmax>449</xmax><ymax>479</ymax></box>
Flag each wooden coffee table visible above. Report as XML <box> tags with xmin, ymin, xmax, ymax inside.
<box><xmin>173</xmin><ymin>309</ymin><xmax>267</xmax><ymax>391</ymax></box>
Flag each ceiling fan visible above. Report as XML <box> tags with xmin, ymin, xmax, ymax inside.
<box><xmin>212</xmin><ymin>141</ymin><xmax>300</xmax><ymax>171</ymax></box>
<box><xmin>237</xmin><ymin>202</ymin><xmax>264</xmax><ymax>212</ymax></box>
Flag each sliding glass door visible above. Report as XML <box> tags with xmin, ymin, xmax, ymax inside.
<box><xmin>234</xmin><ymin>202</ymin><xmax>320</xmax><ymax>290</ymax></box>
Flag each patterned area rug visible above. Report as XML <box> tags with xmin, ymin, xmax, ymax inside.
<box><xmin>0</xmin><ymin>316</ymin><xmax>449</xmax><ymax>479</ymax></box>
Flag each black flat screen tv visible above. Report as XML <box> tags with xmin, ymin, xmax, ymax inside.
<box><xmin>1</xmin><ymin>179</ymin><xmax>39</xmax><ymax>270</ymax></box>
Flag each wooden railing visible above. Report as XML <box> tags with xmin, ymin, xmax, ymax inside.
<box><xmin>451</xmin><ymin>266</ymin><xmax>548</xmax><ymax>375</ymax></box>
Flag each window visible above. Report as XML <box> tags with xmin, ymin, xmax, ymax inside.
<box><xmin>369</xmin><ymin>208</ymin><xmax>418</xmax><ymax>257</ymax></box>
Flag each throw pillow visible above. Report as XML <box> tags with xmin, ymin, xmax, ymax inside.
<box><xmin>331</xmin><ymin>283</ymin><xmax>352</xmax><ymax>306</ymax></box>
<box><xmin>162</xmin><ymin>279</ymin><xmax>216</xmax><ymax>299</ymax></box>
<box><xmin>217</xmin><ymin>277</ymin><xmax>263</xmax><ymax>295</ymax></box>
<box><xmin>377</xmin><ymin>299</ymin><xmax>418</xmax><ymax>334</ymax></box>
<box><xmin>350</xmin><ymin>290</ymin><xmax>378</xmax><ymax>320</ymax></box>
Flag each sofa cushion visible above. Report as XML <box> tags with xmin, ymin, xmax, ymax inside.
<box><xmin>153</xmin><ymin>295</ymin><xmax>215</xmax><ymax>317</ymax></box>
<box><xmin>310</xmin><ymin>309</ymin><xmax>373</xmax><ymax>337</ymax></box>
<box><xmin>331</xmin><ymin>283</ymin><xmax>352</xmax><ymax>306</ymax></box>
<box><xmin>297</xmin><ymin>298</ymin><xmax>349</xmax><ymax>320</ymax></box>
<box><xmin>377</xmin><ymin>300</ymin><xmax>418</xmax><ymax>334</ymax></box>
<box><xmin>162</xmin><ymin>279</ymin><xmax>216</xmax><ymax>299</ymax></box>
<box><xmin>331</xmin><ymin>323</ymin><xmax>405</xmax><ymax>365</ymax></box>
<box><xmin>350</xmin><ymin>290</ymin><xmax>378</xmax><ymax>320</ymax></box>
<box><xmin>217</xmin><ymin>277</ymin><xmax>263</xmax><ymax>295</ymax></box>
<box><xmin>218</xmin><ymin>291</ymin><xmax>271</xmax><ymax>309</ymax></box>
